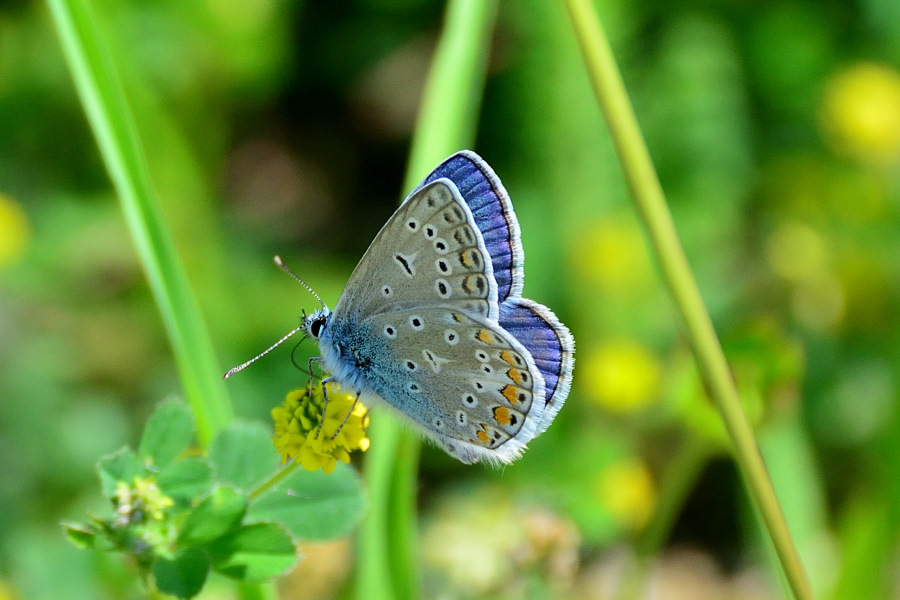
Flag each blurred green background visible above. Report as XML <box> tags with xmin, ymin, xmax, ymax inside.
<box><xmin>2</xmin><ymin>0</ymin><xmax>900</xmax><ymax>598</ymax></box>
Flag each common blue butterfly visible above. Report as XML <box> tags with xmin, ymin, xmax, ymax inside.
<box><xmin>228</xmin><ymin>151</ymin><xmax>574</xmax><ymax>464</ymax></box>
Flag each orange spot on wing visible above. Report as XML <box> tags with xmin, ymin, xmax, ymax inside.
<box><xmin>476</xmin><ymin>430</ymin><xmax>491</xmax><ymax>444</ymax></box>
<box><xmin>476</xmin><ymin>329</ymin><xmax>495</xmax><ymax>344</ymax></box>
<box><xmin>501</xmin><ymin>385</ymin><xmax>519</xmax><ymax>404</ymax></box>
<box><xmin>507</xmin><ymin>369</ymin><xmax>524</xmax><ymax>385</ymax></box>
<box><xmin>493</xmin><ymin>406</ymin><xmax>511</xmax><ymax>426</ymax></box>
<box><xmin>499</xmin><ymin>351</ymin><xmax>517</xmax><ymax>365</ymax></box>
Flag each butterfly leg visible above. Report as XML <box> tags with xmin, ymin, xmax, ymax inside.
<box><xmin>303</xmin><ymin>356</ymin><xmax>331</xmax><ymax>438</ymax></box>
<box><xmin>315</xmin><ymin>374</ymin><xmax>333</xmax><ymax>440</ymax></box>
<box><xmin>308</xmin><ymin>357</ymin><xmax>321</xmax><ymax>375</ymax></box>
<box><xmin>331</xmin><ymin>392</ymin><xmax>362</xmax><ymax>440</ymax></box>
<box><xmin>307</xmin><ymin>356</ymin><xmax>323</xmax><ymax>386</ymax></box>
<box><xmin>311</xmin><ymin>375</ymin><xmax>362</xmax><ymax>440</ymax></box>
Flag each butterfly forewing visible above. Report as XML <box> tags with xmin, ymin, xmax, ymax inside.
<box><xmin>332</xmin><ymin>180</ymin><xmax>499</xmax><ymax>323</ymax></box>
<box><xmin>360</xmin><ymin>306</ymin><xmax>547</xmax><ymax>464</ymax></box>
<box><xmin>418</xmin><ymin>151</ymin><xmax>525</xmax><ymax>303</ymax></box>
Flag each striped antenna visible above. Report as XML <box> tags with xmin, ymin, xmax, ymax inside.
<box><xmin>222</xmin><ymin>325</ymin><xmax>305</xmax><ymax>379</ymax></box>
<box><xmin>222</xmin><ymin>256</ymin><xmax>324</xmax><ymax>379</ymax></box>
<box><xmin>274</xmin><ymin>255</ymin><xmax>326</xmax><ymax>310</ymax></box>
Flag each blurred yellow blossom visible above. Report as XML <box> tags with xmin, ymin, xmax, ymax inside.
<box><xmin>764</xmin><ymin>222</ymin><xmax>845</xmax><ymax>331</ymax></box>
<box><xmin>568</xmin><ymin>217</ymin><xmax>653</xmax><ymax>295</ymax></box>
<box><xmin>582</xmin><ymin>339</ymin><xmax>662</xmax><ymax>413</ymax></box>
<box><xmin>0</xmin><ymin>193</ymin><xmax>30</xmax><ymax>269</ymax></box>
<box><xmin>820</xmin><ymin>62</ymin><xmax>900</xmax><ymax>164</ymax></box>
<box><xmin>422</xmin><ymin>488</ymin><xmax>579</xmax><ymax>595</ymax></box>
<box><xmin>0</xmin><ymin>580</ymin><xmax>14</xmax><ymax>600</ymax></box>
<box><xmin>791</xmin><ymin>272</ymin><xmax>845</xmax><ymax>332</ymax></box>
<box><xmin>764</xmin><ymin>221</ymin><xmax>829</xmax><ymax>282</ymax></box>
<box><xmin>271</xmin><ymin>382</ymin><xmax>369</xmax><ymax>474</ymax></box>
<box><xmin>594</xmin><ymin>459</ymin><xmax>655</xmax><ymax>531</ymax></box>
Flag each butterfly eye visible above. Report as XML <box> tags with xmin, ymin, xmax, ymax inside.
<box><xmin>310</xmin><ymin>317</ymin><xmax>327</xmax><ymax>338</ymax></box>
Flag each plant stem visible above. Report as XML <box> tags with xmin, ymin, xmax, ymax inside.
<box><xmin>358</xmin><ymin>1</ymin><xmax>498</xmax><ymax>599</ymax></box>
<box><xmin>249</xmin><ymin>460</ymin><xmax>300</xmax><ymax>502</ymax></box>
<box><xmin>48</xmin><ymin>2</ymin><xmax>273</xmax><ymax>598</ymax></box>
<box><xmin>562</xmin><ymin>1</ymin><xmax>815</xmax><ymax>598</ymax></box>
<box><xmin>46</xmin><ymin>0</ymin><xmax>233</xmax><ymax>445</ymax></box>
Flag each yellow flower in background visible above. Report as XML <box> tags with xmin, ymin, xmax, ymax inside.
<box><xmin>582</xmin><ymin>339</ymin><xmax>662</xmax><ymax>413</ymax></box>
<box><xmin>272</xmin><ymin>382</ymin><xmax>369</xmax><ymax>474</ymax></box>
<box><xmin>764</xmin><ymin>221</ymin><xmax>845</xmax><ymax>331</ymax></box>
<box><xmin>764</xmin><ymin>221</ymin><xmax>829</xmax><ymax>282</ymax></box>
<box><xmin>568</xmin><ymin>217</ymin><xmax>653</xmax><ymax>295</ymax></box>
<box><xmin>421</xmin><ymin>488</ymin><xmax>580</xmax><ymax>595</ymax></box>
<box><xmin>820</xmin><ymin>62</ymin><xmax>900</xmax><ymax>163</ymax></box>
<box><xmin>791</xmin><ymin>272</ymin><xmax>845</xmax><ymax>332</ymax></box>
<box><xmin>595</xmin><ymin>459</ymin><xmax>655</xmax><ymax>531</ymax></box>
<box><xmin>0</xmin><ymin>580</ymin><xmax>15</xmax><ymax>600</ymax></box>
<box><xmin>0</xmin><ymin>193</ymin><xmax>30</xmax><ymax>269</ymax></box>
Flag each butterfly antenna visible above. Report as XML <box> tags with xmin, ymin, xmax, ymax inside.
<box><xmin>223</xmin><ymin>325</ymin><xmax>305</xmax><ymax>379</ymax></box>
<box><xmin>274</xmin><ymin>255</ymin><xmax>326</xmax><ymax>310</ymax></box>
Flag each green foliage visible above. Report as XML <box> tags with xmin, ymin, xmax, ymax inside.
<box><xmin>4</xmin><ymin>0</ymin><xmax>900</xmax><ymax>598</ymax></box>
<box><xmin>139</xmin><ymin>401</ymin><xmax>195</xmax><ymax>468</ymax></box>
<box><xmin>249</xmin><ymin>467</ymin><xmax>369</xmax><ymax>540</ymax></box>
<box><xmin>178</xmin><ymin>487</ymin><xmax>247</xmax><ymax>547</ymax></box>
<box><xmin>209</xmin><ymin>422</ymin><xmax>279</xmax><ymax>492</ymax></box>
<box><xmin>205</xmin><ymin>523</ymin><xmax>296</xmax><ymax>583</ymax></box>
<box><xmin>64</xmin><ymin>401</ymin><xmax>366</xmax><ymax>599</ymax></box>
<box><xmin>153</xmin><ymin>548</ymin><xmax>209</xmax><ymax>599</ymax></box>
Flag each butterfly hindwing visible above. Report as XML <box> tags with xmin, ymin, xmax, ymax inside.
<box><xmin>359</xmin><ymin>306</ymin><xmax>547</xmax><ymax>464</ymax></box>
<box><xmin>418</xmin><ymin>151</ymin><xmax>524</xmax><ymax>303</ymax></box>
<box><xmin>498</xmin><ymin>298</ymin><xmax>575</xmax><ymax>435</ymax></box>
<box><xmin>333</xmin><ymin>179</ymin><xmax>500</xmax><ymax>323</ymax></box>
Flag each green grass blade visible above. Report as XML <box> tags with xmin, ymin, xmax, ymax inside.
<box><xmin>561</xmin><ymin>1</ymin><xmax>815</xmax><ymax>599</ymax></box>
<box><xmin>46</xmin><ymin>0</ymin><xmax>233</xmax><ymax>444</ymax></box>
<box><xmin>358</xmin><ymin>1</ymin><xmax>498</xmax><ymax>599</ymax></box>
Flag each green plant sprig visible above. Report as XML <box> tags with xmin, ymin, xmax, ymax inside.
<box><xmin>562</xmin><ymin>1</ymin><xmax>815</xmax><ymax>599</ymax></box>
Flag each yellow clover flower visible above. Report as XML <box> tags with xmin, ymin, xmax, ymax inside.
<box><xmin>272</xmin><ymin>382</ymin><xmax>370</xmax><ymax>474</ymax></box>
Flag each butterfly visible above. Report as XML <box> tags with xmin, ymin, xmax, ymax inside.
<box><xmin>228</xmin><ymin>151</ymin><xmax>574</xmax><ymax>464</ymax></box>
